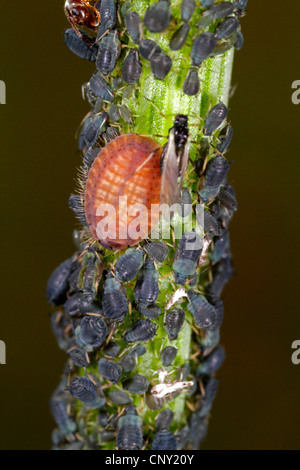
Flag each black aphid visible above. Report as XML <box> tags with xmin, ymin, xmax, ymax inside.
<box><xmin>169</xmin><ymin>23</ymin><xmax>190</xmax><ymax>51</ymax></box>
<box><xmin>51</xmin><ymin>429</ymin><xmax>65</xmax><ymax>447</ymax></box>
<box><xmin>215</xmin><ymin>17</ymin><xmax>239</xmax><ymax>40</ymax></box>
<box><xmin>156</xmin><ymin>408</ymin><xmax>174</xmax><ymax>430</ymax></box>
<box><xmin>104</xmin><ymin>342</ymin><xmax>120</xmax><ymax>357</ymax></box>
<box><xmin>119</xmin><ymin>353</ymin><xmax>136</xmax><ymax>372</ymax></box>
<box><xmin>144</xmin><ymin>1</ymin><xmax>171</xmax><ymax>33</ymax></box>
<box><xmin>98</xmin><ymin>358</ymin><xmax>122</xmax><ymax>384</ymax></box>
<box><xmin>204</xmin><ymin>102</ymin><xmax>228</xmax><ymax>136</ymax></box>
<box><xmin>199</xmin><ymin>155</ymin><xmax>230</xmax><ymax>202</ymax></box>
<box><xmin>51</xmin><ymin>312</ymin><xmax>70</xmax><ymax>350</ymax></box>
<box><xmin>67</xmin><ymin>377</ymin><xmax>105</xmax><ymax>408</ymax></box>
<box><xmin>139</xmin><ymin>39</ymin><xmax>162</xmax><ymax>60</ymax></box>
<box><xmin>176</xmin><ymin>426</ymin><xmax>190</xmax><ymax>450</ymax></box>
<box><xmin>96</xmin><ymin>30</ymin><xmax>121</xmax><ymax>76</ymax></box>
<box><xmin>89</xmin><ymin>74</ymin><xmax>114</xmax><ymax>102</ymax></box>
<box><xmin>234</xmin><ymin>31</ymin><xmax>244</xmax><ymax>50</ymax></box>
<box><xmin>213</xmin><ymin>298</ymin><xmax>225</xmax><ymax>329</ymax></box>
<box><xmin>64</xmin><ymin>29</ymin><xmax>98</xmax><ymax>61</ymax></box>
<box><xmin>173</xmin><ymin>231</ymin><xmax>203</xmax><ymax>285</ymax></box>
<box><xmin>98</xmin><ymin>411</ymin><xmax>109</xmax><ymax>428</ymax></box>
<box><xmin>115</xmin><ymin>248</ymin><xmax>143</xmax><ymax>282</ymax></box>
<box><xmin>177</xmin><ymin>188</ymin><xmax>192</xmax><ymax>217</ymax></box>
<box><xmin>183</xmin><ymin>67</ymin><xmax>200</xmax><ymax>96</ymax></box>
<box><xmin>187</xmin><ymin>413</ymin><xmax>207</xmax><ymax>449</ymax></box>
<box><xmin>207</xmin><ymin>255</ymin><xmax>234</xmax><ymax>299</ymax></box>
<box><xmin>197</xmin><ymin>12</ymin><xmax>214</xmax><ymax>30</ymax></box>
<box><xmin>125</xmin><ymin>11</ymin><xmax>143</xmax><ymax>44</ymax></box>
<box><xmin>139</xmin><ymin>303</ymin><xmax>161</xmax><ymax>319</ymax></box>
<box><xmin>102</xmin><ymin>275</ymin><xmax>129</xmax><ymax>322</ymax></box>
<box><xmin>210</xmin><ymin>229</ymin><xmax>230</xmax><ymax>264</ymax></box>
<box><xmin>150</xmin><ymin>52</ymin><xmax>172</xmax><ymax>80</ymax></box>
<box><xmin>210</xmin><ymin>2</ymin><xmax>235</xmax><ymax>19</ymax></box>
<box><xmin>64</xmin><ymin>292</ymin><xmax>102</xmax><ymax>317</ymax></box>
<box><xmin>145</xmin><ymin>242</ymin><xmax>169</xmax><ymax>263</ymax></box>
<box><xmin>130</xmin><ymin>345</ymin><xmax>147</xmax><ymax>357</ymax></box>
<box><xmin>234</xmin><ymin>0</ymin><xmax>248</xmax><ymax>17</ymax></box>
<box><xmin>217</xmin><ymin>124</ymin><xmax>233</xmax><ymax>154</ymax></box>
<box><xmin>77</xmin><ymin>316</ymin><xmax>107</xmax><ymax>350</ymax></box>
<box><xmin>124</xmin><ymin>318</ymin><xmax>157</xmax><ymax>343</ymax></box>
<box><xmin>181</xmin><ymin>0</ymin><xmax>196</xmax><ymax>21</ymax></box>
<box><xmin>100</xmin><ymin>0</ymin><xmax>117</xmax><ymax>29</ymax></box>
<box><xmin>120</xmin><ymin>104</ymin><xmax>132</xmax><ymax>123</ymax></box>
<box><xmin>50</xmin><ymin>385</ymin><xmax>76</xmax><ymax>436</ymax></box>
<box><xmin>187</xmin><ymin>290</ymin><xmax>217</xmax><ymax>330</ymax></box>
<box><xmin>217</xmin><ymin>187</ymin><xmax>238</xmax><ymax>211</ymax></box>
<box><xmin>191</xmin><ymin>33</ymin><xmax>217</xmax><ymax>67</ymax></box>
<box><xmin>78</xmin><ymin>115</ymin><xmax>93</xmax><ymax>151</ymax></box>
<box><xmin>166</xmin><ymin>308</ymin><xmax>185</xmax><ymax>340</ymax></box>
<box><xmin>210</xmin><ymin>39</ymin><xmax>234</xmax><ymax>58</ymax></box>
<box><xmin>84</xmin><ymin>112</ymin><xmax>109</xmax><ymax>147</ymax></box>
<box><xmin>69</xmin><ymin>194</ymin><xmax>86</xmax><ymax>225</ymax></box>
<box><xmin>123</xmin><ymin>374</ymin><xmax>150</xmax><ymax>394</ymax></box>
<box><xmin>116</xmin><ymin>406</ymin><xmax>143</xmax><ymax>450</ymax></box>
<box><xmin>161</xmin><ymin>346</ymin><xmax>178</xmax><ymax>366</ymax></box>
<box><xmin>134</xmin><ymin>258</ymin><xmax>159</xmax><ymax>304</ymax></box>
<box><xmin>103</xmin><ymin>126</ymin><xmax>120</xmax><ymax>143</ymax></box>
<box><xmin>108</xmin><ymin>103</ymin><xmax>120</xmax><ymax>122</ymax></box>
<box><xmin>197</xmin><ymin>345</ymin><xmax>226</xmax><ymax>375</ymax></box>
<box><xmin>68</xmin><ymin>347</ymin><xmax>89</xmax><ymax>367</ymax></box>
<box><xmin>152</xmin><ymin>429</ymin><xmax>178</xmax><ymax>450</ymax></box>
<box><xmin>122</xmin><ymin>50</ymin><xmax>142</xmax><ymax>84</ymax></box>
<box><xmin>47</xmin><ymin>257</ymin><xmax>73</xmax><ymax>305</ymax></box>
<box><xmin>109</xmin><ymin>390</ymin><xmax>132</xmax><ymax>405</ymax></box>
<box><xmin>203</xmin><ymin>211</ymin><xmax>220</xmax><ymax>238</ymax></box>
<box><xmin>198</xmin><ymin>376</ymin><xmax>219</xmax><ymax>417</ymax></box>
<box><xmin>112</xmin><ymin>76</ymin><xmax>123</xmax><ymax>90</ymax></box>
<box><xmin>199</xmin><ymin>327</ymin><xmax>220</xmax><ymax>351</ymax></box>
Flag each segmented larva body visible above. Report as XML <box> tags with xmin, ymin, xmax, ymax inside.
<box><xmin>84</xmin><ymin>134</ymin><xmax>162</xmax><ymax>250</ymax></box>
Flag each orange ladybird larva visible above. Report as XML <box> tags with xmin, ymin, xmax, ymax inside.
<box><xmin>84</xmin><ymin>133</ymin><xmax>162</xmax><ymax>250</ymax></box>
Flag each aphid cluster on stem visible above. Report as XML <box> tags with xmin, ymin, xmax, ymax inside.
<box><xmin>47</xmin><ymin>0</ymin><xmax>247</xmax><ymax>451</ymax></box>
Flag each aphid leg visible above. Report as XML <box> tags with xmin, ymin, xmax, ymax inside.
<box><xmin>186</xmin><ymin>401</ymin><xmax>196</xmax><ymax>412</ymax></box>
<box><xmin>85</xmin><ymin>351</ymin><xmax>90</xmax><ymax>364</ymax></box>
<box><xmin>106</xmin><ymin>322</ymin><xmax>116</xmax><ymax>344</ymax></box>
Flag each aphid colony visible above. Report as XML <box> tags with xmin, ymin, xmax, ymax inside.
<box><xmin>47</xmin><ymin>0</ymin><xmax>246</xmax><ymax>451</ymax></box>
<box><xmin>64</xmin><ymin>0</ymin><xmax>246</xmax><ymax>96</ymax></box>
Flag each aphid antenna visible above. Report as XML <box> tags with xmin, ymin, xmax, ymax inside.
<box><xmin>120</xmin><ymin>43</ymin><xmax>136</xmax><ymax>50</ymax></box>
<box><xmin>67</xmin><ymin>344</ymin><xmax>77</xmax><ymax>354</ymax></box>
<box><xmin>187</xmin><ymin>320</ymin><xmax>200</xmax><ymax>335</ymax></box>
<box><xmin>143</xmin><ymin>96</ymin><xmax>171</xmax><ymax>121</ymax></box>
<box><xmin>190</xmin><ymin>350</ymin><xmax>201</xmax><ymax>361</ymax></box>
<box><xmin>116</xmin><ymin>6</ymin><xmax>123</xmax><ymax>27</ymax></box>
<box><xmin>85</xmin><ymin>351</ymin><xmax>91</xmax><ymax>364</ymax></box>
<box><xmin>186</xmin><ymin>400</ymin><xmax>196</xmax><ymax>412</ymax></box>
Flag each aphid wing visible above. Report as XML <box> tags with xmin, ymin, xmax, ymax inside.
<box><xmin>177</xmin><ymin>136</ymin><xmax>190</xmax><ymax>201</ymax></box>
<box><xmin>160</xmin><ymin>131</ymin><xmax>180</xmax><ymax>208</ymax></box>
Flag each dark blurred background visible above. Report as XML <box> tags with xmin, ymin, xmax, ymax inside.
<box><xmin>0</xmin><ymin>1</ymin><xmax>299</xmax><ymax>450</ymax></box>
